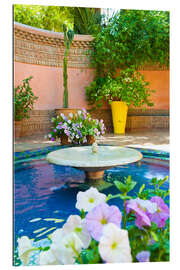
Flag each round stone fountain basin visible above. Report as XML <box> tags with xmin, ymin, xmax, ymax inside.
<box><xmin>46</xmin><ymin>146</ymin><xmax>143</xmax><ymax>180</ymax></box>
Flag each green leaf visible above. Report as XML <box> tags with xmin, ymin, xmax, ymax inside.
<box><xmin>114</xmin><ymin>180</ymin><xmax>127</xmax><ymax>193</ymax></box>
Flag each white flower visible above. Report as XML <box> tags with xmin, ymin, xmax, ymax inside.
<box><xmin>60</xmin><ymin>113</ymin><xmax>65</xmax><ymax>119</ymax></box>
<box><xmin>78</xmin><ymin>110</ymin><xmax>82</xmax><ymax>115</ymax></box>
<box><xmin>76</xmin><ymin>187</ymin><xmax>107</xmax><ymax>212</ymax></box>
<box><xmin>135</xmin><ymin>198</ymin><xmax>157</xmax><ymax>214</ymax></box>
<box><xmin>69</xmin><ymin>113</ymin><xmax>73</xmax><ymax>118</ymax></box>
<box><xmin>17</xmin><ymin>236</ymin><xmax>33</xmax><ymax>265</ymax></box>
<box><xmin>99</xmin><ymin>223</ymin><xmax>132</xmax><ymax>263</ymax></box>
<box><xmin>62</xmin><ymin>215</ymin><xmax>91</xmax><ymax>248</ymax></box>
<box><xmin>51</xmin><ymin>232</ymin><xmax>83</xmax><ymax>264</ymax></box>
<box><xmin>50</xmin><ymin>228</ymin><xmax>64</xmax><ymax>243</ymax></box>
<box><xmin>68</xmin><ymin>120</ymin><xmax>71</xmax><ymax>124</ymax></box>
<box><xmin>39</xmin><ymin>249</ymin><xmax>60</xmax><ymax>265</ymax></box>
<box><xmin>76</xmin><ymin>135</ymin><xmax>79</xmax><ymax>139</ymax></box>
<box><xmin>48</xmin><ymin>134</ymin><xmax>52</xmax><ymax>138</ymax></box>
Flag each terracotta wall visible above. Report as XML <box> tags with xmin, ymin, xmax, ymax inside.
<box><xmin>14</xmin><ymin>63</ymin><xmax>169</xmax><ymax>111</ymax></box>
<box><xmin>14</xmin><ymin>22</ymin><xmax>169</xmax><ymax>135</ymax></box>
<box><xmin>14</xmin><ymin>62</ymin><xmax>95</xmax><ymax>110</ymax></box>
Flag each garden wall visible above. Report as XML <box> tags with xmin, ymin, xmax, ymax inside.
<box><xmin>14</xmin><ymin>22</ymin><xmax>169</xmax><ymax>136</ymax></box>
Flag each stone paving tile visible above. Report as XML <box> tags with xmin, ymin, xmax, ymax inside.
<box><xmin>14</xmin><ymin>129</ymin><xmax>169</xmax><ymax>153</ymax></box>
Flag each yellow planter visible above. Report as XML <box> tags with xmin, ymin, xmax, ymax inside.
<box><xmin>111</xmin><ymin>101</ymin><xmax>128</xmax><ymax>134</ymax></box>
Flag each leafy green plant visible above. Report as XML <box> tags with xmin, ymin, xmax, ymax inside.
<box><xmin>85</xmin><ymin>66</ymin><xmax>155</xmax><ymax>108</ymax></box>
<box><xmin>14</xmin><ymin>76</ymin><xmax>38</xmax><ymax>121</ymax></box>
<box><xmin>48</xmin><ymin>109</ymin><xmax>105</xmax><ymax>144</ymax></box>
<box><xmin>90</xmin><ymin>9</ymin><xmax>169</xmax><ymax>77</ymax></box>
<box><xmin>73</xmin><ymin>7</ymin><xmax>103</xmax><ymax>35</ymax></box>
<box><xmin>63</xmin><ymin>24</ymin><xmax>74</xmax><ymax>108</ymax></box>
<box><xmin>14</xmin><ymin>5</ymin><xmax>74</xmax><ymax>32</ymax></box>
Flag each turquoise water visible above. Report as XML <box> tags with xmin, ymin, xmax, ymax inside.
<box><xmin>14</xmin><ymin>146</ymin><xmax>169</xmax><ymax>251</ymax></box>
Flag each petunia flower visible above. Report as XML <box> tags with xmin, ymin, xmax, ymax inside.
<box><xmin>17</xmin><ymin>236</ymin><xmax>33</xmax><ymax>265</ymax></box>
<box><xmin>51</xmin><ymin>231</ymin><xmax>83</xmax><ymax>265</ymax></box>
<box><xmin>126</xmin><ymin>198</ymin><xmax>156</xmax><ymax>228</ymax></box>
<box><xmin>75</xmin><ymin>187</ymin><xmax>107</xmax><ymax>212</ymax></box>
<box><xmin>84</xmin><ymin>203</ymin><xmax>122</xmax><ymax>241</ymax></box>
<box><xmin>39</xmin><ymin>249</ymin><xmax>60</xmax><ymax>265</ymax></box>
<box><xmin>136</xmin><ymin>251</ymin><xmax>150</xmax><ymax>262</ymax></box>
<box><xmin>98</xmin><ymin>223</ymin><xmax>132</xmax><ymax>263</ymax></box>
<box><xmin>62</xmin><ymin>215</ymin><xmax>91</xmax><ymax>248</ymax></box>
<box><xmin>147</xmin><ymin>196</ymin><xmax>169</xmax><ymax>228</ymax></box>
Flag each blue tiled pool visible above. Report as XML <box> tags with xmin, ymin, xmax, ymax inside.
<box><xmin>14</xmin><ymin>145</ymin><xmax>169</xmax><ymax>256</ymax></box>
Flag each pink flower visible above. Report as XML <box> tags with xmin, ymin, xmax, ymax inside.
<box><xmin>126</xmin><ymin>199</ymin><xmax>152</xmax><ymax>228</ymax></box>
<box><xmin>147</xmin><ymin>196</ymin><xmax>169</xmax><ymax>228</ymax></box>
<box><xmin>84</xmin><ymin>203</ymin><xmax>122</xmax><ymax>241</ymax></box>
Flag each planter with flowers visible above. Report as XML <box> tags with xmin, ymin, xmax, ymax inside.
<box><xmin>48</xmin><ymin>109</ymin><xmax>106</xmax><ymax>145</ymax></box>
<box><xmin>85</xmin><ymin>66</ymin><xmax>155</xmax><ymax>134</ymax></box>
<box><xmin>14</xmin><ymin>76</ymin><xmax>38</xmax><ymax>138</ymax></box>
<box><xmin>16</xmin><ymin>174</ymin><xmax>169</xmax><ymax>265</ymax></box>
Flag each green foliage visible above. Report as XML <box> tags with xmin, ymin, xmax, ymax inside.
<box><xmin>14</xmin><ymin>76</ymin><xmax>38</xmax><ymax>121</ymax></box>
<box><xmin>73</xmin><ymin>7</ymin><xmax>103</xmax><ymax>35</ymax></box>
<box><xmin>63</xmin><ymin>24</ymin><xmax>74</xmax><ymax>108</ymax></box>
<box><xmin>85</xmin><ymin>66</ymin><xmax>155</xmax><ymax>108</ymax></box>
<box><xmin>14</xmin><ymin>5</ymin><xmax>74</xmax><ymax>32</ymax></box>
<box><xmin>14</xmin><ymin>5</ymin><xmax>103</xmax><ymax>35</ymax></box>
<box><xmin>90</xmin><ymin>9</ymin><xmax>169</xmax><ymax>75</ymax></box>
<box><xmin>76</xmin><ymin>240</ymin><xmax>102</xmax><ymax>264</ymax></box>
<box><xmin>107</xmin><ymin>174</ymin><xmax>170</xmax><ymax>262</ymax></box>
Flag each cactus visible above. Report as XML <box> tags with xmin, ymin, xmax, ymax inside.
<box><xmin>63</xmin><ymin>24</ymin><xmax>74</xmax><ymax>108</ymax></box>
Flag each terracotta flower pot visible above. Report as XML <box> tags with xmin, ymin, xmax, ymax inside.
<box><xmin>86</xmin><ymin>135</ymin><xmax>95</xmax><ymax>145</ymax></box>
<box><xmin>60</xmin><ymin>134</ymin><xmax>70</xmax><ymax>145</ymax></box>
<box><xmin>14</xmin><ymin>121</ymin><xmax>22</xmax><ymax>138</ymax></box>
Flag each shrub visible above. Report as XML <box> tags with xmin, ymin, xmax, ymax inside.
<box><xmin>85</xmin><ymin>67</ymin><xmax>155</xmax><ymax>108</ymax></box>
<box><xmin>14</xmin><ymin>76</ymin><xmax>38</xmax><ymax>121</ymax></box>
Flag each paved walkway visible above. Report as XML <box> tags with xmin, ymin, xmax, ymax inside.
<box><xmin>14</xmin><ymin>129</ymin><xmax>169</xmax><ymax>152</ymax></box>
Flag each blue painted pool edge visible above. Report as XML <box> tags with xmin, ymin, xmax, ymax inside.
<box><xmin>14</xmin><ymin>144</ymin><xmax>169</xmax><ymax>164</ymax></box>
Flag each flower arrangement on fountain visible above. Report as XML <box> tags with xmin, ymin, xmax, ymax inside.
<box><xmin>16</xmin><ymin>175</ymin><xmax>169</xmax><ymax>265</ymax></box>
<box><xmin>48</xmin><ymin>109</ymin><xmax>106</xmax><ymax>144</ymax></box>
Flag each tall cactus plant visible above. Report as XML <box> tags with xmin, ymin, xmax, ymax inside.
<box><xmin>63</xmin><ymin>24</ymin><xmax>74</xmax><ymax>108</ymax></box>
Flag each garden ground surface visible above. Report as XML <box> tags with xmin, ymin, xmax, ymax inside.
<box><xmin>14</xmin><ymin>129</ymin><xmax>169</xmax><ymax>152</ymax></box>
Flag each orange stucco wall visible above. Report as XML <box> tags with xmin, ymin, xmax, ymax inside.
<box><xmin>140</xmin><ymin>70</ymin><xmax>169</xmax><ymax>110</ymax></box>
<box><xmin>14</xmin><ymin>62</ymin><xmax>169</xmax><ymax>111</ymax></box>
<box><xmin>14</xmin><ymin>62</ymin><xmax>95</xmax><ymax>110</ymax></box>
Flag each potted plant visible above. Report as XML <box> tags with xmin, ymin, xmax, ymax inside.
<box><xmin>48</xmin><ymin>109</ymin><xmax>106</xmax><ymax>145</ymax></box>
<box><xmin>85</xmin><ymin>66</ymin><xmax>155</xmax><ymax>134</ymax></box>
<box><xmin>14</xmin><ymin>76</ymin><xmax>38</xmax><ymax>138</ymax></box>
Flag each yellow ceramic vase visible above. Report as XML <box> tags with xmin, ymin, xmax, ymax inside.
<box><xmin>111</xmin><ymin>101</ymin><xmax>128</xmax><ymax>134</ymax></box>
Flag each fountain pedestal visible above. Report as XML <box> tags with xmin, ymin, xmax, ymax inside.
<box><xmin>85</xmin><ymin>170</ymin><xmax>104</xmax><ymax>180</ymax></box>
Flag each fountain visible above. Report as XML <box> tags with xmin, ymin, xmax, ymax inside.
<box><xmin>46</xmin><ymin>145</ymin><xmax>143</xmax><ymax>185</ymax></box>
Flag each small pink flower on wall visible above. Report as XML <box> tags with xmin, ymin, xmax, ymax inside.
<box><xmin>84</xmin><ymin>203</ymin><xmax>122</xmax><ymax>241</ymax></box>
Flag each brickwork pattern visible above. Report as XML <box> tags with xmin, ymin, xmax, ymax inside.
<box><xmin>17</xmin><ymin>109</ymin><xmax>169</xmax><ymax>137</ymax></box>
<box><xmin>20</xmin><ymin>110</ymin><xmax>55</xmax><ymax>136</ymax></box>
<box><xmin>14</xmin><ymin>22</ymin><xmax>168</xmax><ymax>70</ymax></box>
<box><xmin>14</xmin><ymin>23</ymin><xmax>93</xmax><ymax>68</ymax></box>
